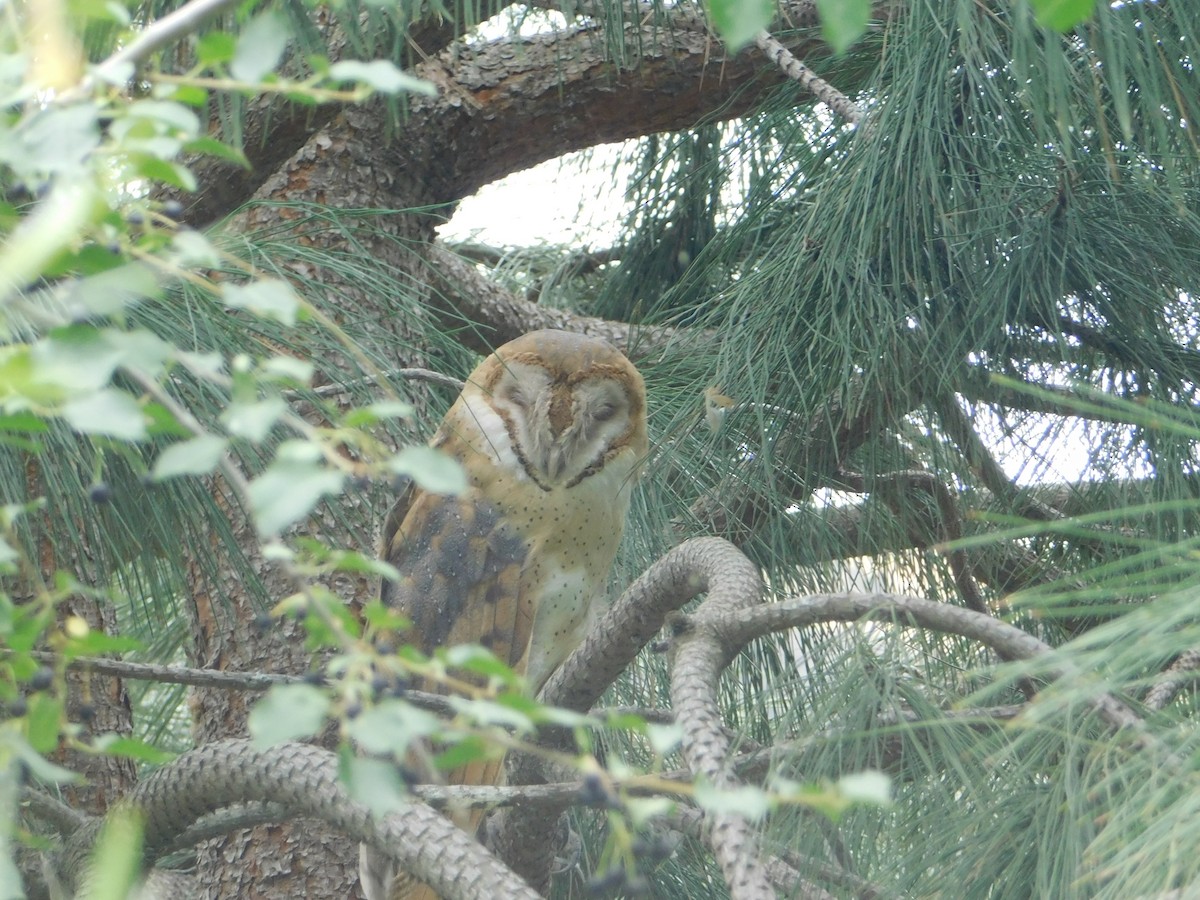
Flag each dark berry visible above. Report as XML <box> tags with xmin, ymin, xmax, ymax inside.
<box><xmin>625</xmin><ymin>875</ymin><xmax>651</xmax><ymax>896</ymax></box>
<box><xmin>252</xmin><ymin>613</ymin><xmax>274</xmax><ymax>635</ymax></box>
<box><xmin>29</xmin><ymin>667</ymin><xmax>53</xmax><ymax>691</ymax></box>
<box><xmin>126</xmin><ymin>211</ymin><xmax>144</xmax><ymax>227</ymax></box>
<box><xmin>345</xmin><ymin>701</ymin><xmax>362</xmax><ymax>719</ymax></box>
<box><xmin>161</xmin><ymin>200</ymin><xmax>184</xmax><ymax>220</ymax></box>
<box><xmin>370</xmin><ymin>675</ymin><xmax>390</xmax><ymax>699</ymax></box>
<box><xmin>632</xmin><ymin>836</ymin><xmax>674</xmax><ymax>862</ymax></box>
<box><xmin>107</xmin><ymin>242</ymin><xmax>121</xmax><ymax>255</ymax></box>
<box><xmin>8</xmin><ymin>697</ymin><xmax>27</xmax><ymax>717</ymax></box>
<box><xmin>88</xmin><ymin>482</ymin><xmax>112</xmax><ymax>504</ymax></box>
<box><xmin>579</xmin><ymin>773</ymin><xmax>614</xmax><ymax>807</ymax></box>
<box><xmin>373</xmin><ymin>639</ymin><xmax>396</xmax><ymax>656</ymax></box>
<box><xmin>585</xmin><ymin>868</ymin><xmax>626</xmax><ymax>895</ymax></box>
<box><xmin>77</xmin><ymin>703</ymin><xmax>96</xmax><ymax>723</ymax></box>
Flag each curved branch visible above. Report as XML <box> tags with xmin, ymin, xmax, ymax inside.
<box><xmin>666</xmin><ymin>545</ymin><xmax>774</xmax><ymax>900</ymax></box>
<box><xmin>490</xmin><ymin>538</ymin><xmax>762</xmax><ymax>890</ymax></box>
<box><xmin>712</xmin><ymin>592</ymin><xmax>1149</xmax><ymax>739</ymax></box>
<box><xmin>53</xmin><ymin>740</ymin><xmax>538</xmax><ymax>900</ymax></box>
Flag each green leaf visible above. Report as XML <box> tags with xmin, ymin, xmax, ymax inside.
<box><xmin>124</xmin><ymin>100</ymin><xmax>201</xmax><ymax>137</ymax></box>
<box><xmin>223</xmin><ymin>279</ymin><xmax>302</xmax><ymax>325</ymax></box>
<box><xmin>646</xmin><ymin>722</ymin><xmax>684</xmax><ymax>755</ymax></box>
<box><xmin>0</xmin><ymin>411</ymin><xmax>47</xmax><ymax>434</ymax></box>
<box><xmin>61</xmin><ymin>389</ymin><xmax>146</xmax><ymax>440</ymax></box>
<box><xmin>342</xmin><ymin>400</ymin><xmax>414</xmax><ymax>427</ymax></box>
<box><xmin>183</xmin><ymin>135</ymin><xmax>251</xmax><ymax>168</ymax></box>
<box><xmin>5</xmin><ymin>733</ymin><xmax>81</xmax><ymax>784</ymax></box>
<box><xmin>61</xmin><ymin>631</ymin><xmax>141</xmax><ymax>659</ymax></box>
<box><xmin>248</xmin><ymin>683</ymin><xmax>330</xmax><ymax>747</ymax></box>
<box><xmin>0</xmin><ymin>535</ymin><xmax>18</xmax><ymax>572</ymax></box>
<box><xmin>132</xmin><ymin>157</ymin><xmax>197</xmax><ymax>192</ymax></box>
<box><xmin>25</xmin><ymin>694</ymin><xmax>62</xmax><ymax>753</ymax></box>
<box><xmin>445</xmin><ymin>696</ymin><xmax>534</xmax><ymax>732</ymax></box>
<box><xmin>197</xmin><ymin>32</ymin><xmax>237</xmax><ymax>66</ymax></box>
<box><xmin>836</xmin><ymin>770</ymin><xmax>892</xmax><ymax>807</ymax></box>
<box><xmin>441</xmin><ymin>644</ymin><xmax>519</xmax><ymax>684</ymax></box>
<box><xmin>83</xmin><ymin>807</ymin><xmax>143</xmax><ymax>900</ymax></box>
<box><xmin>704</xmin><ymin>0</ymin><xmax>774</xmax><ymax>53</ymax></box>
<box><xmin>171</xmin><ymin>230</ymin><xmax>223</xmax><ymax>267</ymax></box>
<box><xmin>815</xmin><ymin>0</ymin><xmax>871</xmax><ymax>54</ymax></box>
<box><xmin>432</xmin><ymin>734</ymin><xmax>492</xmax><ymax>770</ymax></box>
<box><xmin>326</xmin><ymin>61</ymin><xmax>437</xmax><ymax>96</ymax></box>
<box><xmin>35</xmin><ymin>326</ymin><xmax>124</xmax><ymax>392</ymax></box>
<box><xmin>222</xmin><ymin>398</ymin><xmax>286</xmax><ymax>442</ymax></box>
<box><xmin>64</xmin><ymin>263</ymin><xmax>159</xmax><ymax>316</ymax></box>
<box><xmin>341</xmin><ymin>753</ymin><xmax>410</xmax><ymax>817</ymax></box>
<box><xmin>389</xmin><ymin>445</ymin><xmax>466</xmax><ymax>495</ymax></box>
<box><xmin>260</xmin><ymin>355</ymin><xmax>313</xmax><ymax>385</ymax></box>
<box><xmin>0</xmin><ymin>104</ymin><xmax>100</xmax><ymax>180</ymax></box>
<box><xmin>1028</xmin><ymin>0</ymin><xmax>1096</xmax><ymax>30</ymax></box>
<box><xmin>693</xmin><ymin>781</ymin><xmax>772</xmax><ymax>821</ymax></box>
<box><xmin>98</xmin><ymin>328</ymin><xmax>174</xmax><ymax>379</ymax></box>
<box><xmin>154</xmin><ymin>434</ymin><xmax>228</xmax><ymax>479</ymax></box>
<box><xmin>247</xmin><ymin>461</ymin><xmax>344</xmax><ymax>535</ymax></box>
<box><xmin>91</xmin><ymin>734</ymin><xmax>176</xmax><ymax>764</ymax></box>
<box><xmin>231</xmin><ymin>13</ymin><xmax>290</xmax><ymax>83</ymax></box>
<box><xmin>347</xmin><ymin>700</ymin><xmax>441</xmax><ymax>756</ymax></box>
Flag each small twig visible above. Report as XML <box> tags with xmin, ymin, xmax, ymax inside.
<box><xmin>293</xmin><ymin>367</ymin><xmax>465</xmax><ymax>400</ymax></box>
<box><xmin>21</xmin><ymin>788</ymin><xmax>87</xmax><ymax>834</ymax></box>
<box><xmin>90</xmin><ymin>0</ymin><xmax>243</xmax><ymax>86</ymax></box>
<box><xmin>754</xmin><ymin>31</ymin><xmax>861</xmax><ymax>124</ymax></box>
<box><xmin>6</xmin><ymin>649</ymin><xmax>460</xmax><ymax>717</ymax></box>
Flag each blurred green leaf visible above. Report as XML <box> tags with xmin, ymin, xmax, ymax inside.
<box><xmin>248</xmin><ymin>683</ymin><xmax>330</xmax><ymax>747</ymax></box>
<box><xmin>83</xmin><ymin>807</ymin><xmax>143</xmax><ymax>900</ymax></box>
<box><xmin>248</xmin><ymin>459</ymin><xmax>344</xmax><ymax>535</ymax></box>
<box><xmin>154</xmin><ymin>434</ymin><xmax>228</xmax><ymax>479</ymax></box>
<box><xmin>62</xmin><ymin>389</ymin><xmax>146</xmax><ymax>440</ymax></box>
<box><xmin>222</xmin><ymin>398</ymin><xmax>286</xmax><ymax>442</ymax></box>
<box><xmin>704</xmin><ymin>0</ymin><xmax>774</xmax><ymax>52</ymax></box>
<box><xmin>815</xmin><ymin>0</ymin><xmax>871</xmax><ymax>53</ymax></box>
<box><xmin>389</xmin><ymin>445</ymin><xmax>466</xmax><ymax>495</ymax></box>
<box><xmin>231</xmin><ymin>13</ymin><xmax>289</xmax><ymax>83</ymax></box>
<box><xmin>327</xmin><ymin>61</ymin><xmax>436</xmax><ymax>96</ymax></box>
<box><xmin>25</xmin><ymin>694</ymin><xmax>62</xmax><ymax>753</ymax></box>
<box><xmin>340</xmin><ymin>752</ymin><xmax>410</xmax><ymax>817</ymax></box>
<box><xmin>1029</xmin><ymin>0</ymin><xmax>1096</xmax><ymax>30</ymax></box>
<box><xmin>224</xmin><ymin>279</ymin><xmax>302</xmax><ymax>325</ymax></box>
<box><xmin>197</xmin><ymin>32</ymin><xmax>237</xmax><ymax>66</ymax></box>
<box><xmin>348</xmin><ymin>699</ymin><xmax>441</xmax><ymax>756</ymax></box>
<box><xmin>91</xmin><ymin>734</ymin><xmax>176</xmax><ymax>764</ymax></box>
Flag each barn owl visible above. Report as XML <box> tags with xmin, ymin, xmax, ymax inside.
<box><xmin>359</xmin><ymin>329</ymin><xmax>647</xmax><ymax>900</ymax></box>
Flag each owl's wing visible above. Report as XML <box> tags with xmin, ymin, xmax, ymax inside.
<box><xmin>366</xmin><ymin>485</ymin><xmax>536</xmax><ymax>900</ymax></box>
<box><xmin>381</xmin><ymin>486</ymin><xmax>533</xmax><ymax>671</ymax></box>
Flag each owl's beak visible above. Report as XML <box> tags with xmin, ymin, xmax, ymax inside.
<box><xmin>544</xmin><ymin>443</ymin><xmax>570</xmax><ymax>481</ymax></box>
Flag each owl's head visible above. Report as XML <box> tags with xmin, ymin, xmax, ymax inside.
<box><xmin>467</xmin><ymin>330</ymin><xmax>647</xmax><ymax>489</ymax></box>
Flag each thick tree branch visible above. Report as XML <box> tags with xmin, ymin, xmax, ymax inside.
<box><xmin>53</xmin><ymin>740</ymin><xmax>538</xmax><ymax>900</ymax></box>
<box><xmin>425</xmin><ymin>243</ymin><xmax>690</xmax><ymax>357</ymax></box>
<box><xmin>666</xmin><ymin>541</ymin><xmax>773</xmax><ymax>900</ymax></box>
<box><xmin>490</xmin><ymin>538</ymin><xmax>763</xmax><ymax>890</ymax></box>
<box><xmin>709</xmin><ymin>592</ymin><xmax>1150</xmax><ymax>739</ymax></box>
